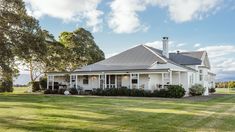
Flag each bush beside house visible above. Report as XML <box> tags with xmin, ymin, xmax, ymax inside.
<box><xmin>43</xmin><ymin>85</ymin><xmax>186</xmax><ymax>98</ymax></box>
<box><xmin>91</xmin><ymin>85</ymin><xmax>185</xmax><ymax>98</ymax></box>
<box><xmin>209</xmin><ymin>88</ymin><xmax>216</xmax><ymax>93</ymax></box>
<box><xmin>189</xmin><ymin>84</ymin><xmax>205</xmax><ymax>96</ymax></box>
<box><xmin>39</xmin><ymin>77</ymin><xmax>47</xmax><ymax>90</ymax></box>
<box><xmin>32</xmin><ymin>81</ymin><xmax>40</xmax><ymax>92</ymax></box>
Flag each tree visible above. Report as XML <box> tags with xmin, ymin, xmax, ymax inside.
<box><xmin>228</xmin><ymin>81</ymin><xmax>235</xmax><ymax>88</ymax></box>
<box><xmin>21</xmin><ymin>30</ymin><xmax>56</xmax><ymax>83</ymax></box>
<box><xmin>0</xmin><ymin>0</ymin><xmax>46</xmax><ymax>92</ymax></box>
<box><xmin>59</xmin><ymin>28</ymin><xmax>105</xmax><ymax>71</ymax></box>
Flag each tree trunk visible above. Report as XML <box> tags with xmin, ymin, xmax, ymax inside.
<box><xmin>29</xmin><ymin>60</ymin><xmax>34</xmax><ymax>83</ymax></box>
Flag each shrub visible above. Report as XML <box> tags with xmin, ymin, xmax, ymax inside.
<box><xmin>167</xmin><ymin>85</ymin><xmax>185</xmax><ymax>98</ymax></box>
<box><xmin>39</xmin><ymin>77</ymin><xmax>47</xmax><ymax>90</ymax></box>
<box><xmin>58</xmin><ymin>88</ymin><xmax>66</xmax><ymax>95</ymax></box>
<box><xmin>51</xmin><ymin>89</ymin><xmax>58</xmax><ymax>94</ymax></box>
<box><xmin>69</xmin><ymin>88</ymin><xmax>78</xmax><ymax>95</ymax></box>
<box><xmin>152</xmin><ymin>89</ymin><xmax>169</xmax><ymax>97</ymax></box>
<box><xmin>32</xmin><ymin>81</ymin><xmax>40</xmax><ymax>92</ymax></box>
<box><xmin>91</xmin><ymin>85</ymin><xmax>185</xmax><ymax>98</ymax></box>
<box><xmin>209</xmin><ymin>88</ymin><xmax>216</xmax><ymax>93</ymax></box>
<box><xmin>189</xmin><ymin>84</ymin><xmax>205</xmax><ymax>96</ymax></box>
<box><xmin>0</xmin><ymin>79</ymin><xmax>13</xmax><ymax>92</ymax></box>
<box><xmin>92</xmin><ymin>88</ymin><xmax>104</xmax><ymax>96</ymax></box>
<box><xmin>44</xmin><ymin>89</ymin><xmax>52</xmax><ymax>94</ymax></box>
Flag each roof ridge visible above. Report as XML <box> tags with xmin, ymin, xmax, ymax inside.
<box><xmin>173</xmin><ymin>51</ymin><xmax>205</xmax><ymax>54</ymax></box>
<box><xmin>142</xmin><ymin>45</ymin><xmax>167</xmax><ymax>63</ymax></box>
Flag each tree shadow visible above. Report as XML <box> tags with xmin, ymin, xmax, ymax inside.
<box><xmin>0</xmin><ymin>94</ymin><xmax>235</xmax><ymax>131</ymax></box>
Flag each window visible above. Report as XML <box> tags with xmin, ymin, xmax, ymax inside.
<box><xmin>131</xmin><ymin>74</ymin><xmax>138</xmax><ymax>84</ymax></box>
<box><xmin>190</xmin><ymin>74</ymin><xmax>194</xmax><ymax>84</ymax></box>
<box><xmin>131</xmin><ymin>74</ymin><xmax>138</xmax><ymax>79</ymax></box>
<box><xmin>199</xmin><ymin>70</ymin><xmax>203</xmax><ymax>81</ymax></box>
<box><xmin>132</xmin><ymin>79</ymin><xmax>138</xmax><ymax>84</ymax></box>
<box><xmin>83</xmin><ymin>75</ymin><xmax>89</xmax><ymax>84</ymax></box>
<box><xmin>199</xmin><ymin>70</ymin><xmax>203</xmax><ymax>73</ymax></box>
<box><xmin>110</xmin><ymin>75</ymin><xmax>115</xmax><ymax>84</ymax></box>
<box><xmin>71</xmin><ymin>75</ymin><xmax>76</xmax><ymax>82</ymax></box>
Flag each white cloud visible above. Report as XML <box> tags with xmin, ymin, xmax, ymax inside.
<box><xmin>108</xmin><ymin>0</ymin><xmax>149</xmax><ymax>33</ymax></box>
<box><xmin>161</xmin><ymin>0</ymin><xmax>222</xmax><ymax>23</ymax></box>
<box><xmin>145</xmin><ymin>41</ymin><xmax>163</xmax><ymax>49</ymax></box>
<box><xmin>24</xmin><ymin>0</ymin><xmax>223</xmax><ymax>33</ymax></box>
<box><xmin>197</xmin><ymin>45</ymin><xmax>235</xmax><ymax>58</ymax></box>
<box><xmin>24</xmin><ymin>0</ymin><xmax>103</xmax><ymax>32</ymax></box>
<box><xmin>176</xmin><ymin>43</ymin><xmax>185</xmax><ymax>47</ymax></box>
<box><xmin>108</xmin><ymin>0</ymin><xmax>222</xmax><ymax>33</ymax></box>
<box><xmin>144</xmin><ymin>40</ymin><xmax>186</xmax><ymax>52</ymax></box>
<box><xmin>194</xmin><ymin>43</ymin><xmax>201</xmax><ymax>48</ymax></box>
<box><xmin>197</xmin><ymin>45</ymin><xmax>235</xmax><ymax>81</ymax></box>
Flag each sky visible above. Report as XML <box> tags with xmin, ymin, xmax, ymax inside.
<box><xmin>19</xmin><ymin>0</ymin><xmax>235</xmax><ymax>82</ymax></box>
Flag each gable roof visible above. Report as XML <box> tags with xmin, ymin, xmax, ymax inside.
<box><xmin>76</xmin><ymin>44</ymin><xmax>205</xmax><ymax>72</ymax></box>
<box><xmin>75</xmin><ymin>45</ymin><xmax>167</xmax><ymax>72</ymax></box>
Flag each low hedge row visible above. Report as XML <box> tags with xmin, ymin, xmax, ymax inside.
<box><xmin>44</xmin><ymin>85</ymin><xmax>186</xmax><ymax>98</ymax></box>
<box><xmin>92</xmin><ymin>85</ymin><xmax>185</xmax><ymax>98</ymax></box>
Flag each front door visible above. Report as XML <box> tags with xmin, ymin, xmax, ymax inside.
<box><xmin>106</xmin><ymin>75</ymin><xmax>116</xmax><ymax>88</ymax></box>
<box><xmin>117</xmin><ymin>75</ymin><xmax>122</xmax><ymax>88</ymax></box>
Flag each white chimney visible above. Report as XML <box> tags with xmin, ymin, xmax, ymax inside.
<box><xmin>162</xmin><ymin>37</ymin><xmax>169</xmax><ymax>58</ymax></box>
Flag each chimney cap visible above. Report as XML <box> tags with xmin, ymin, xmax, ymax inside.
<box><xmin>163</xmin><ymin>37</ymin><xmax>168</xmax><ymax>40</ymax></box>
<box><xmin>177</xmin><ymin>50</ymin><xmax>180</xmax><ymax>54</ymax></box>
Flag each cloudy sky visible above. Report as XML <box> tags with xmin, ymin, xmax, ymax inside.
<box><xmin>23</xmin><ymin>0</ymin><xmax>235</xmax><ymax>81</ymax></box>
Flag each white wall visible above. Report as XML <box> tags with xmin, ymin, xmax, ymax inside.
<box><xmin>172</xmin><ymin>72</ymin><xmax>180</xmax><ymax>85</ymax></box>
<box><xmin>139</xmin><ymin>74</ymin><xmax>149</xmax><ymax>89</ymax></box>
<box><xmin>148</xmin><ymin>74</ymin><xmax>162</xmax><ymax>91</ymax></box>
<box><xmin>77</xmin><ymin>75</ymin><xmax>99</xmax><ymax>90</ymax></box>
<box><xmin>180</xmin><ymin>72</ymin><xmax>189</xmax><ymax>95</ymax></box>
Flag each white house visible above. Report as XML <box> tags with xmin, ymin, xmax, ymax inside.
<box><xmin>47</xmin><ymin>37</ymin><xmax>216</xmax><ymax>96</ymax></box>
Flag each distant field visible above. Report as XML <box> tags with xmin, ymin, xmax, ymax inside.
<box><xmin>0</xmin><ymin>87</ymin><xmax>234</xmax><ymax>132</ymax></box>
<box><xmin>13</xmin><ymin>87</ymin><xmax>30</xmax><ymax>94</ymax></box>
<box><xmin>216</xmin><ymin>88</ymin><xmax>235</xmax><ymax>94</ymax></box>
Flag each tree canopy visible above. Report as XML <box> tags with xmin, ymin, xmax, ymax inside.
<box><xmin>0</xmin><ymin>0</ymin><xmax>46</xmax><ymax>92</ymax></box>
<box><xmin>59</xmin><ymin>28</ymin><xmax>105</xmax><ymax>71</ymax></box>
<box><xmin>0</xmin><ymin>0</ymin><xmax>105</xmax><ymax>92</ymax></box>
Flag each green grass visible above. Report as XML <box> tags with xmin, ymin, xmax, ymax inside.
<box><xmin>13</xmin><ymin>87</ymin><xmax>30</xmax><ymax>94</ymax></box>
<box><xmin>0</xmin><ymin>88</ymin><xmax>234</xmax><ymax>132</ymax></box>
<box><xmin>216</xmin><ymin>88</ymin><xmax>235</xmax><ymax>94</ymax></box>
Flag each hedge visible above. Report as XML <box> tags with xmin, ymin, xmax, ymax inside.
<box><xmin>92</xmin><ymin>85</ymin><xmax>185</xmax><ymax>98</ymax></box>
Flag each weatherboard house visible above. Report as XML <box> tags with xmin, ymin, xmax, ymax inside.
<box><xmin>47</xmin><ymin>37</ymin><xmax>216</xmax><ymax>96</ymax></box>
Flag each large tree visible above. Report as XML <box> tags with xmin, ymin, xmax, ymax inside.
<box><xmin>59</xmin><ymin>28</ymin><xmax>105</xmax><ymax>71</ymax></box>
<box><xmin>0</xmin><ymin>0</ymin><xmax>46</xmax><ymax>91</ymax></box>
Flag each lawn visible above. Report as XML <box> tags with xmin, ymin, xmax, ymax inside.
<box><xmin>0</xmin><ymin>88</ymin><xmax>235</xmax><ymax>132</ymax></box>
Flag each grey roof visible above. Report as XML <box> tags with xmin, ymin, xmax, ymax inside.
<box><xmin>76</xmin><ymin>45</ymin><xmax>166</xmax><ymax>72</ymax></box>
<box><xmin>146</xmin><ymin>46</ymin><xmax>204</xmax><ymax>65</ymax></box>
<box><xmin>76</xmin><ymin>45</ymin><xmax>205</xmax><ymax>72</ymax></box>
<box><xmin>170</xmin><ymin>51</ymin><xmax>204</xmax><ymax>65</ymax></box>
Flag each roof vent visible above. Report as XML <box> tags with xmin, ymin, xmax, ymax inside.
<box><xmin>177</xmin><ymin>51</ymin><xmax>180</xmax><ymax>54</ymax></box>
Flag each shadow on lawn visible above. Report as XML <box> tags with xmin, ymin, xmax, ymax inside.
<box><xmin>0</xmin><ymin>94</ymin><xmax>235</xmax><ymax>131</ymax></box>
